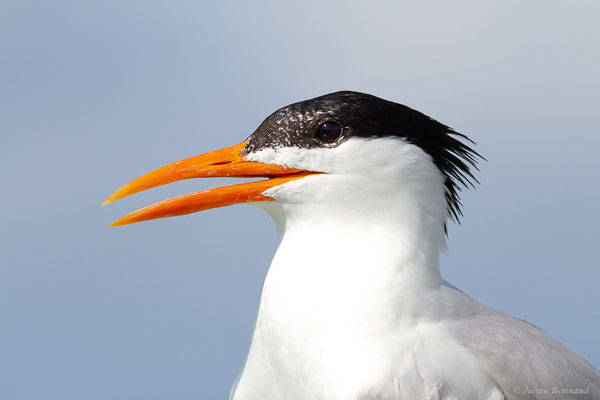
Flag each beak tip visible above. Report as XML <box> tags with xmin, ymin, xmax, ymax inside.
<box><xmin>102</xmin><ymin>191</ymin><xmax>124</xmax><ymax>206</ymax></box>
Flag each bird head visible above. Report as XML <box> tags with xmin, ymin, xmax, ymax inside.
<box><xmin>104</xmin><ymin>91</ymin><xmax>480</xmax><ymax>232</ymax></box>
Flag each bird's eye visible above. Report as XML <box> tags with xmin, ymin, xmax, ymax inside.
<box><xmin>316</xmin><ymin>121</ymin><xmax>343</xmax><ymax>143</ymax></box>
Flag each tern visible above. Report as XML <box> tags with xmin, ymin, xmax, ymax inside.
<box><xmin>104</xmin><ymin>91</ymin><xmax>600</xmax><ymax>400</ymax></box>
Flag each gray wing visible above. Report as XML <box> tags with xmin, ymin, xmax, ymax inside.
<box><xmin>443</xmin><ymin>285</ymin><xmax>600</xmax><ymax>400</ymax></box>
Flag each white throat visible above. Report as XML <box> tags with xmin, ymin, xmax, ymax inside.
<box><xmin>232</xmin><ymin>138</ymin><xmax>452</xmax><ymax>399</ymax></box>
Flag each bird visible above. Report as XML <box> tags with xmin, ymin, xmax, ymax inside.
<box><xmin>104</xmin><ymin>91</ymin><xmax>600</xmax><ymax>400</ymax></box>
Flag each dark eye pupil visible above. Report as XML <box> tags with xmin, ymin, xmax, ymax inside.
<box><xmin>317</xmin><ymin>121</ymin><xmax>342</xmax><ymax>142</ymax></box>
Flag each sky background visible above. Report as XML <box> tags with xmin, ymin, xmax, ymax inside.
<box><xmin>1</xmin><ymin>1</ymin><xmax>599</xmax><ymax>399</ymax></box>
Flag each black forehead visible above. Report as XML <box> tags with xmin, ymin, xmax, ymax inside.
<box><xmin>244</xmin><ymin>91</ymin><xmax>451</xmax><ymax>153</ymax></box>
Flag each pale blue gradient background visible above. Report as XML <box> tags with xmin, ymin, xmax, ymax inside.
<box><xmin>1</xmin><ymin>1</ymin><xmax>599</xmax><ymax>399</ymax></box>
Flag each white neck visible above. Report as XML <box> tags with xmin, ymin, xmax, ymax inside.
<box><xmin>272</xmin><ymin>177</ymin><xmax>446</xmax><ymax>310</ymax></box>
<box><xmin>265</xmin><ymin>195</ymin><xmax>445</xmax><ymax>304</ymax></box>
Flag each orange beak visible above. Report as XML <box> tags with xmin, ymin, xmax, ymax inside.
<box><xmin>103</xmin><ymin>141</ymin><xmax>316</xmax><ymax>226</ymax></box>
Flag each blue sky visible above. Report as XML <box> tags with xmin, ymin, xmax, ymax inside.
<box><xmin>1</xmin><ymin>1</ymin><xmax>599</xmax><ymax>398</ymax></box>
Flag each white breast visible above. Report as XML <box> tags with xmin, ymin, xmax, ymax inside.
<box><xmin>230</xmin><ymin>214</ymin><xmax>502</xmax><ymax>399</ymax></box>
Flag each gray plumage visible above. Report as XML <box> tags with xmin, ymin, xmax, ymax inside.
<box><xmin>444</xmin><ymin>282</ymin><xmax>600</xmax><ymax>400</ymax></box>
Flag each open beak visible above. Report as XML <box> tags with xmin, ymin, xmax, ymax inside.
<box><xmin>103</xmin><ymin>141</ymin><xmax>316</xmax><ymax>226</ymax></box>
